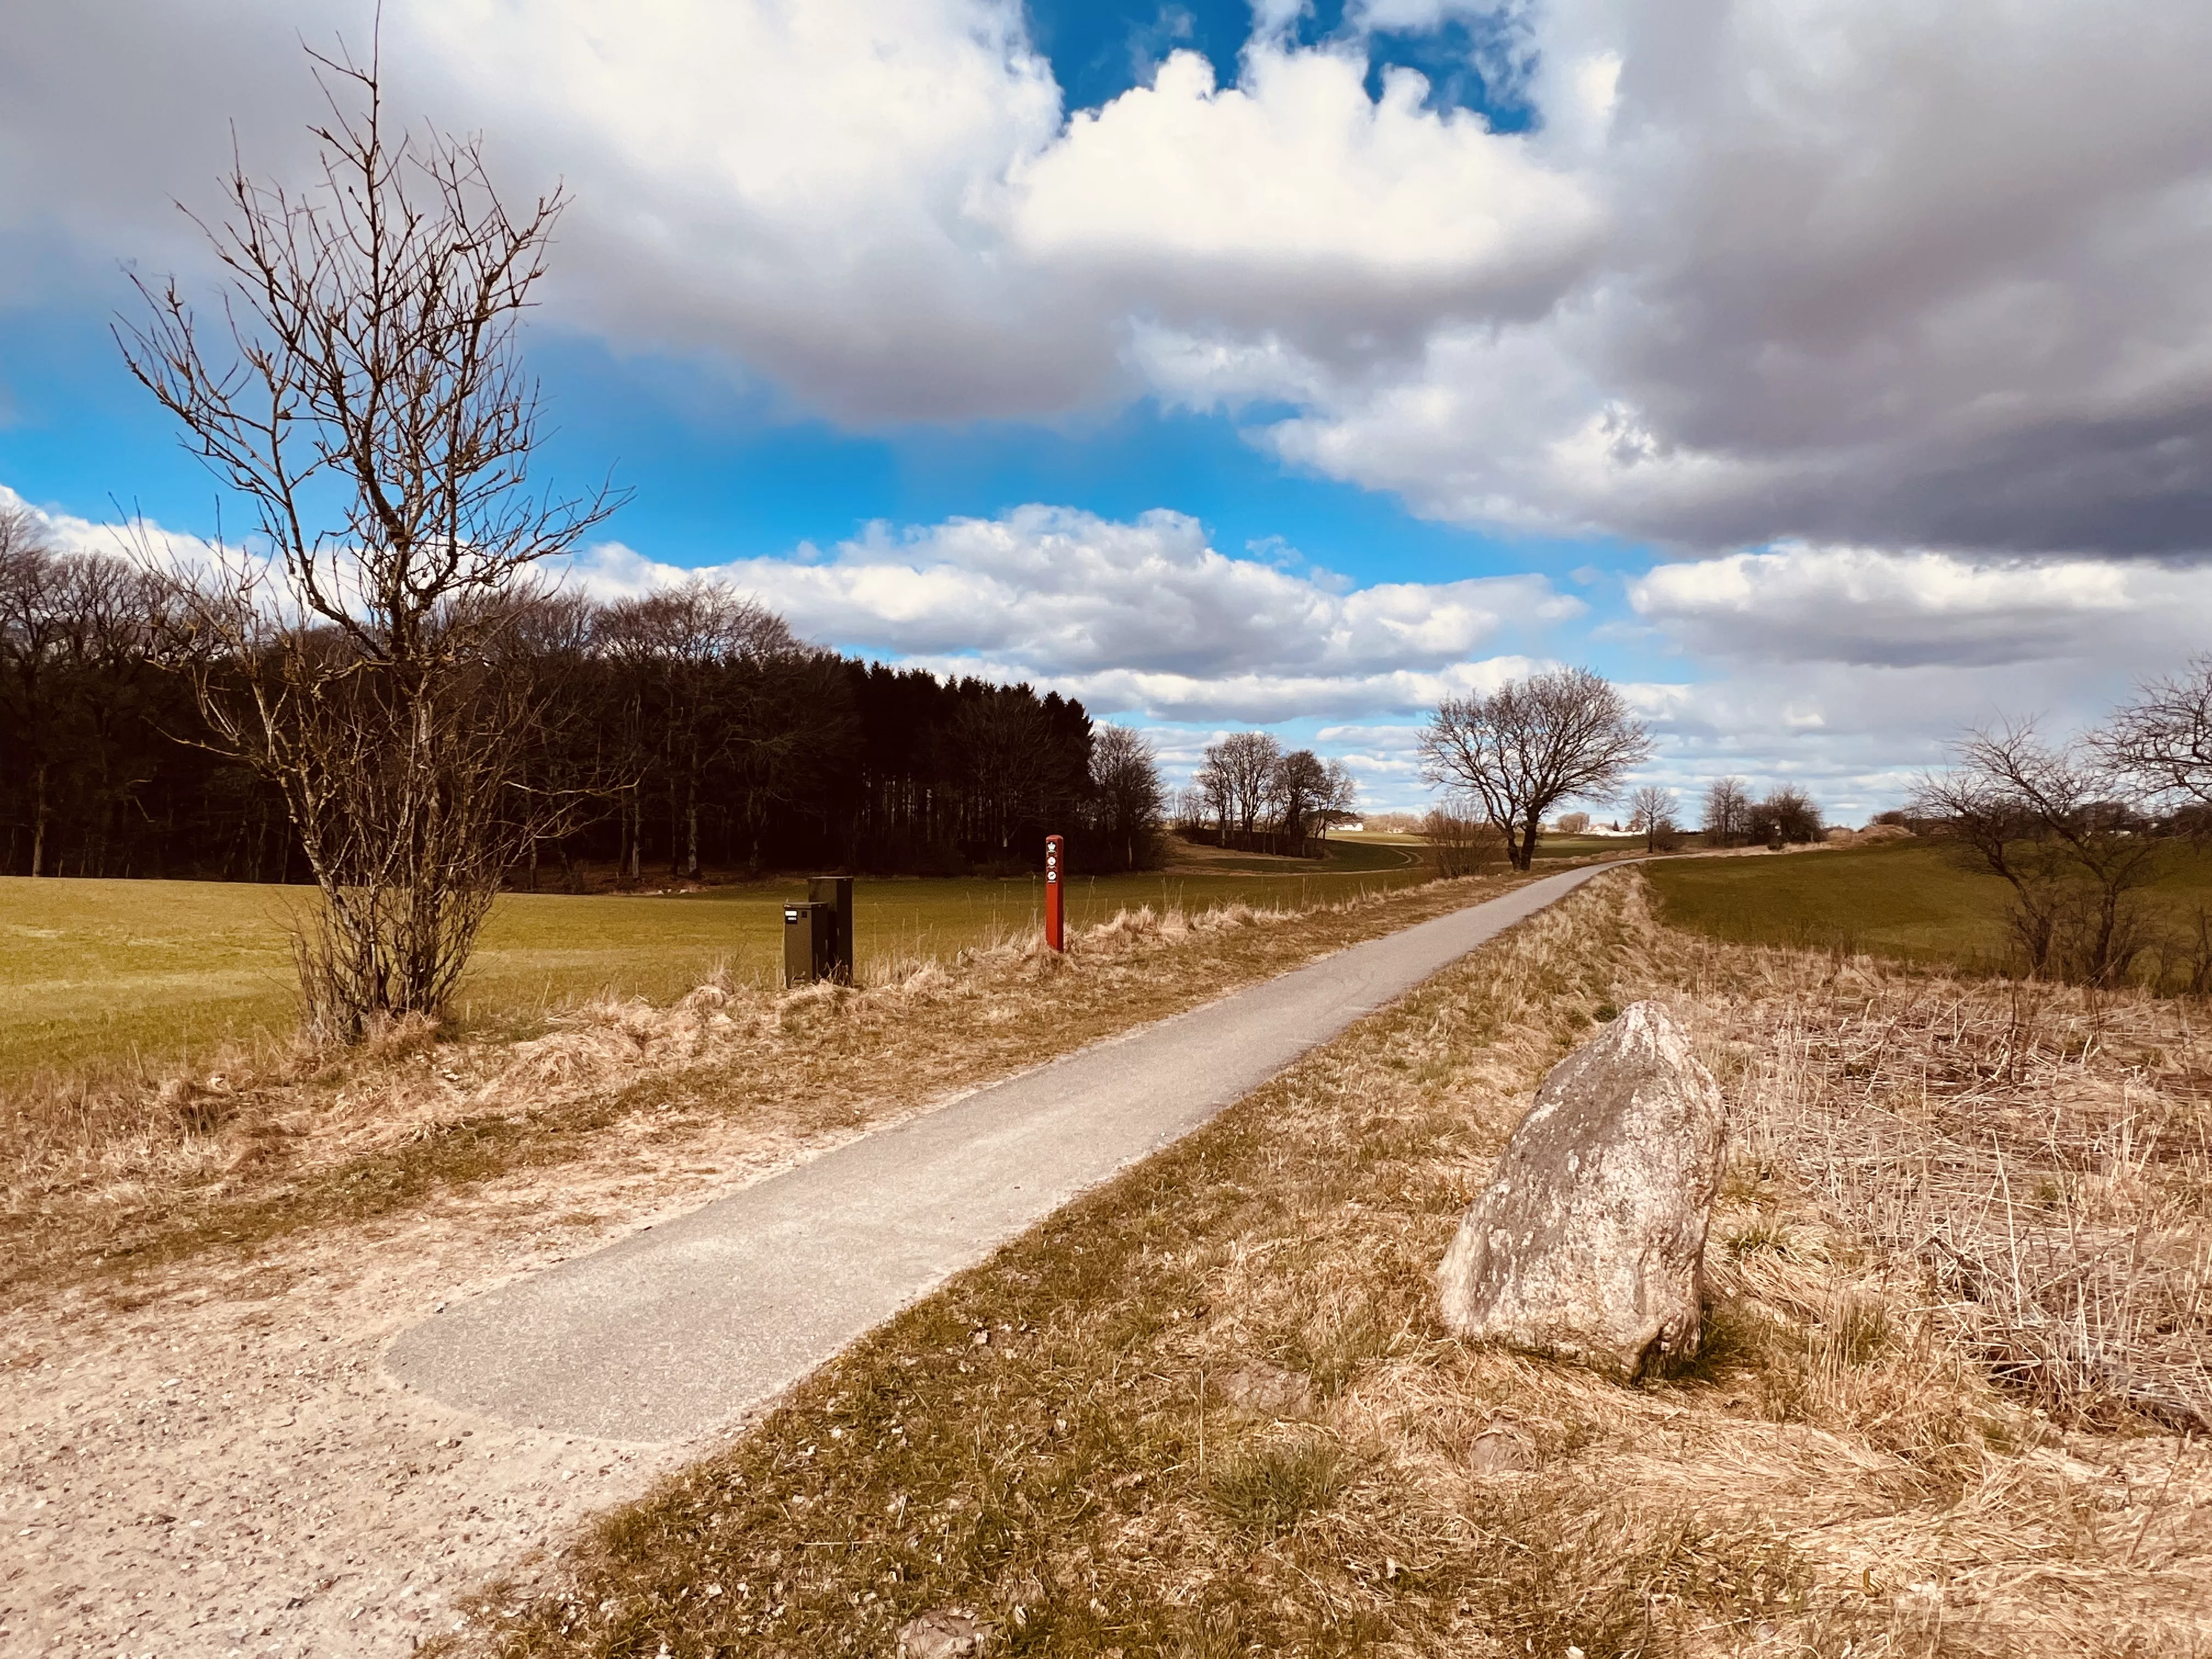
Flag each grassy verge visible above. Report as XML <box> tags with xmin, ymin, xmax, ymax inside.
<box><xmin>1</xmin><ymin>872</ymin><xmax>1520</xmax><ymax>1311</ymax></box>
<box><xmin>1644</xmin><ymin>840</ymin><xmax>2016</xmax><ymax>966</ymax></box>
<box><xmin>0</xmin><ymin>849</ymin><xmax>1430</xmax><ymax>1086</ymax></box>
<box><xmin>1646</xmin><ymin>837</ymin><xmax>2212</xmax><ymax>978</ymax></box>
<box><xmin>449</xmin><ymin>874</ymin><xmax>2210</xmax><ymax>1659</ymax></box>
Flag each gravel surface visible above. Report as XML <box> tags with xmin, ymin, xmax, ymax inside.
<box><xmin>2</xmin><ymin>1119</ymin><xmax>858</xmax><ymax>1655</ymax></box>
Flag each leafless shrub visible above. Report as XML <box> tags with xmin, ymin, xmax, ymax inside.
<box><xmin>117</xmin><ymin>42</ymin><xmax>618</xmax><ymax>1040</ymax></box>
<box><xmin>1421</xmin><ymin>806</ymin><xmax>1505</xmax><ymax>878</ymax></box>
<box><xmin>1911</xmin><ymin>723</ymin><xmax>2165</xmax><ymax>986</ymax></box>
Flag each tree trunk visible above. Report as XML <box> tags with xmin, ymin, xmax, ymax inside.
<box><xmin>29</xmin><ymin>764</ymin><xmax>47</xmax><ymax>877</ymax></box>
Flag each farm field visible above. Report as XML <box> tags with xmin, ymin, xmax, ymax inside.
<box><xmin>0</xmin><ymin>839</ymin><xmax>1428</xmax><ymax>1085</ymax></box>
<box><xmin>1645</xmin><ymin>835</ymin><xmax>2212</xmax><ymax>971</ymax></box>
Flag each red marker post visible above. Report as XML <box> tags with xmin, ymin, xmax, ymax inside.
<box><xmin>1044</xmin><ymin>833</ymin><xmax>1065</xmax><ymax>952</ymax></box>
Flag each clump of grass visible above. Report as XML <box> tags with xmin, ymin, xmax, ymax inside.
<box><xmin>1724</xmin><ymin>1212</ymin><xmax>1795</xmax><ymax>1259</ymax></box>
<box><xmin>1208</xmin><ymin>1432</ymin><xmax>1347</xmax><ymax>1536</ymax></box>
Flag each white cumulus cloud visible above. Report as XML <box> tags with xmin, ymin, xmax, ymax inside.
<box><xmin>12</xmin><ymin>2</ymin><xmax>2208</xmax><ymax>553</ymax></box>
<box><xmin>1628</xmin><ymin>543</ymin><xmax>2208</xmax><ymax>668</ymax></box>
<box><xmin>562</xmin><ymin>504</ymin><xmax>1577</xmax><ymax>721</ymax></box>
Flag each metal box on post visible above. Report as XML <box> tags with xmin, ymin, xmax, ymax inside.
<box><xmin>783</xmin><ymin>901</ymin><xmax>834</xmax><ymax>987</ymax></box>
<box><xmin>807</xmin><ymin>876</ymin><xmax>855</xmax><ymax>983</ymax></box>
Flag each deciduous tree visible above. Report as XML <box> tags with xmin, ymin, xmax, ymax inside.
<box><xmin>1087</xmin><ymin>724</ymin><xmax>1165</xmax><ymax>872</ymax></box>
<box><xmin>1750</xmin><ymin>786</ymin><xmax>1824</xmax><ymax>846</ymax></box>
<box><xmin>1700</xmin><ymin>777</ymin><xmax>1752</xmax><ymax>846</ymax></box>
<box><xmin>1627</xmin><ymin>783</ymin><xmax>1678</xmax><ymax>853</ymax></box>
<box><xmin>1911</xmin><ymin>723</ymin><xmax>2161</xmax><ymax>985</ymax></box>
<box><xmin>1200</xmin><ymin>730</ymin><xmax>1282</xmax><ymax>842</ymax></box>
<box><xmin>119</xmin><ymin>44</ymin><xmax>618</xmax><ymax>1037</ymax></box>
<box><xmin>1417</xmin><ymin>668</ymin><xmax>1652</xmax><ymax>871</ymax></box>
<box><xmin>2100</xmin><ymin>656</ymin><xmax>2212</xmax><ymax>817</ymax></box>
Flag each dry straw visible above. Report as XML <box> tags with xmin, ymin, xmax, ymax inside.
<box><xmin>2</xmin><ymin>876</ymin><xmax>1513</xmax><ymax>1301</ymax></box>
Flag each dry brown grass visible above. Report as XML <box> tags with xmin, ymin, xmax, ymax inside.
<box><xmin>1711</xmin><ymin>964</ymin><xmax>2212</xmax><ymax>1435</ymax></box>
<box><xmin>1</xmin><ymin>875</ymin><xmax>1527</xmax><ymax>1309</ymax></box>
<box><xmin>446</xmin><ymin>871</ymin><xmax>2211</xmax><ymax>1659</ymax></box>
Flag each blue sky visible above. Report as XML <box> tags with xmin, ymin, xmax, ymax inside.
<box><xmin>5</xmin><ymin>0</ymin><xmax>2210</xmax><ymax>819</ymax></box>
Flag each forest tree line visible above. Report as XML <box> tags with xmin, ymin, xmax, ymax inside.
<box><xmin>0</xmin><ymin>529</ymin><xmax>1167</xmax><ymax>885</ymax></box>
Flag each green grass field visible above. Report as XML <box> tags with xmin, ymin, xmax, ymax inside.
<box><xmin>0</xmin><ymin>840</ymin><xmax>1429</xmax><ymax>1085</ymax></box>
<box><xmin>1644</xmin><ymin>838</ymin><xmax>2212</xmax><ymax>971</ymax></box>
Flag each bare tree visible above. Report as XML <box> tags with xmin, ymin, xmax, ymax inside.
<box><xmin>1200</xmin><ymin>730</ymin><xmax>1282</xmax><ymax>842</ymax></box>
<box><xmin>1627</xmin><ymin>783</ymin><xmax>1678</xmax><ymax>853</ymax></box>
<box><xmin>118</xmin><ymin>43</ymin><xmax>619</xmax><ymax>1037</ymax></box>
<box><xmin>2100</xmin><ymin>656</ymin><xmax>2212</xmax><ymax>815</ymax></box>
<box><xmin>1700</xmin><ymin>776</ymin><xmax>1752</xmax><ymax>846</ymax></box>
<box><xmin>1319</xmin><ymin>759</ymin><xmax>1358</xmax><ymax>839</ymax></box>
<box><xmin>1088</xmin><ymin>724</ymin><xmax>1166</xmax><ymax>871</ymax></box>
<box><xmin>1269</xmin><ymin>747</ymin><xmax>1333</xmax><ymax>844</ymax></box>
<box><xmin>1750</xmin><ymin>786</ymin><xmax>1824</xmax><ymax>847</ymax></box>
<box><xmin>1910</xmin><ymin>723</ymin><xmax>2162</xmax><ymax>985</ymax></box>
<box><xmin>1417</xmin><ymin>668</ymin><xmax>1652</xmax><ymax>871</ymax></box>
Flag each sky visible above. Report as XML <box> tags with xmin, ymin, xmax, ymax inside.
<box><xmin>4</xmin><ymin>0</ymin><xmax>2211</xmax><ymax>822</ymax></box>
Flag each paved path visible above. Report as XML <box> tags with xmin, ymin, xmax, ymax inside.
<box><xmin>383</xmin><ymin>862</ymin><xmax>1619</xmax><ymax>1443</ymax></box>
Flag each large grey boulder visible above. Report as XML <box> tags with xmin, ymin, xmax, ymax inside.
<box><xmin>1438</xmin><ymin>1000</ymin><xmax>1726</xmax><ymax>1379</ymax></box>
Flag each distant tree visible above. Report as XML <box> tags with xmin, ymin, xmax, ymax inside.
<box><xmin>1417</xmin><ymin>668</ymin><xmax>1652</xmax><ymax>871</ymax></box>
<box><xmin>0</xmin><ymin>508</ymin><xmax>71</xmax><ymax>876</ymax></box>
<box><xmin>1555</xmin><ymin>810</ymin><xmax>1592</xmax><ymax>835</ymax></box>
<box><xmin>2100</xmin><ymin>656</ymin><xmax>2212</xmax><ymax>817</ymax></box>
<box><xmin>119</xmin><ymin>47</ymin><xmax>620</xmax><ymax>1037</ymax></box>
<box><xmin>1270</xmin><ymin>747</ymin><xmax>1334</xmax><ymax>843</ymax></box>
<box><xmin>1701</xmin><ymin>777</ymin><xmax>1753</xmax><ymax>845</ymax></box>
<box><xmin>1088</xmin><ymin>724</ymin><xmax>1165</xmax><ymax>871</ymax></box>
<box><xmin>954</xmin><ymin>685</ymin><xmax>1056</xmax><ymax>862</ymax></box>
<box><xmin>1319</xmin><ymin>760</ymin><xmax>1358</xmax><ymax>838</ymax></box>
<box><xmin>1201</xmin><ymin>731</ymin><xmax>1282</xmax><ymax>840</ymax></box>
<box><xmin>1750</xmin><ymin>786</ymin><xmax>1823</xmax><ymax>847</ymax></box>
<box><xmin>1627</xmin><ymin>783</ymin><xmax>1678</xmax><ymax>853</ymax></box>
<box><xmin>599</xmin><ymin>579</ymin><xmax>803</xmax><ymax>881</ymax></box>
<box><xmin>1910</xmin><ymin>722</ymin><xmax>2162</xmax><ymax>985</ymax></box>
